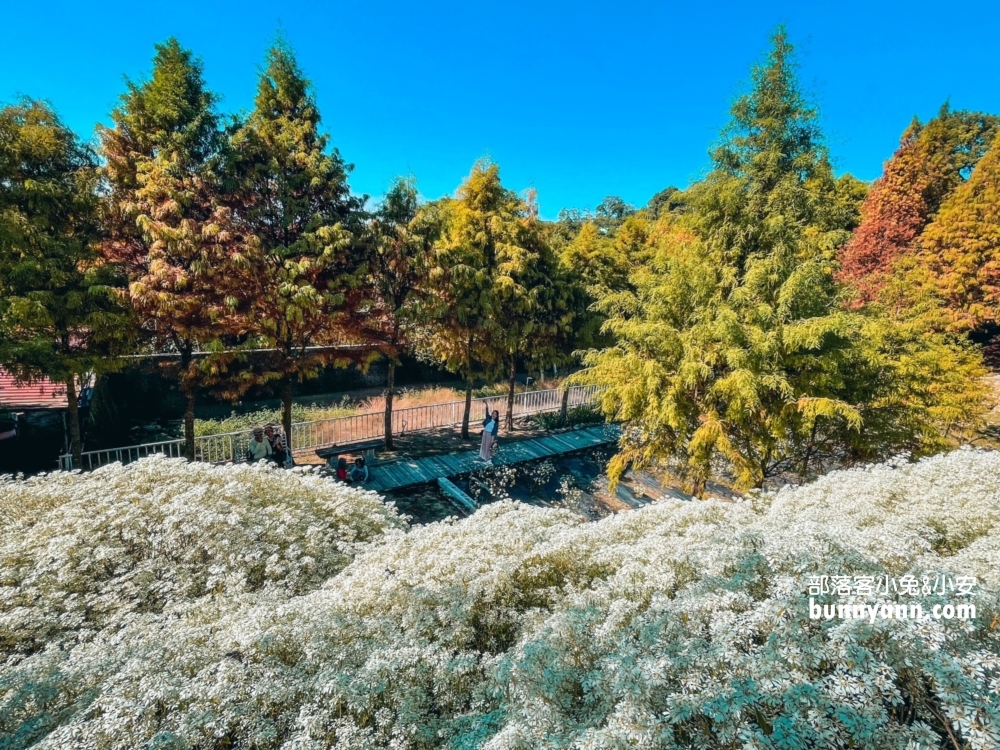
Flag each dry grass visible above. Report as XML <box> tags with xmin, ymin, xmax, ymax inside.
<box><xmin>358</xmin><ymin>387</ymin><xmax>467</xmax><ymax>414</ymax></box>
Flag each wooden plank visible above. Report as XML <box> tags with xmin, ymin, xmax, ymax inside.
<box><xmin>365</xmin><ymin>425</ymin><xmax>621</xmax><ymax>493</ymax></box>
<box><xmin>545</xmin><ymin>435</ymin><xmax>577</xmax><ymax>452</ymax></box>
<box><xmin>422</xmin><ymin>457</ymin><xmax>451</xmax><ymax>475</ymax></box>
<box><xmin>438</xmin><ymin>477</ymin><xmax>477</xmax><ymax>513</ymax></box>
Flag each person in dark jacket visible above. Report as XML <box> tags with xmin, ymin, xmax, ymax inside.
<box><xmin>480</xmin><ymin>405</ymin><xmax>500</xmax><ymax>463</ymax></box>
<box><xmin>264</xmin><ymin>425</ymin><xmax>288</xmax><ymax>467</ymax></box>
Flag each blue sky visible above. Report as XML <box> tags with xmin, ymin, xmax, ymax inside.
<box><xmin>3</xmin><ymin>1</ymin><xmax>1000</xmax><ymax>219</ymax></box>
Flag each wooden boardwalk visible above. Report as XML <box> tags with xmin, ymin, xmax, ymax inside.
<box><xmin>366</xmin><ymin>425</ymin><xmax>619</xmax><ymax>493</ymax></box>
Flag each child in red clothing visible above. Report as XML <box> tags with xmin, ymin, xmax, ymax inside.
<box><xmin>335</xmin><ymin>456</ymin><xmax>348</xmax><ymax>480</ymax></box>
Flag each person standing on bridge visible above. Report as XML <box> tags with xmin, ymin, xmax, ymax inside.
<box><xmin>480</xmin><ymin>405</ymin><xmax>500</xmax><ymax>463</ymax></box>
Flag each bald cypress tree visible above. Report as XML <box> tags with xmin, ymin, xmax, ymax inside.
<box><xmin>366</xmin><ymin>178</ymin><xmax>441</xmax><ymax>449</ymax></box>
<box><xmin>915</xmin><ymin>136</ymin><xmax>1000</xmax><ymax>331</ymax></box>
<box><xmin>225</xmin><ymin>41</ymin><xmax>367</xmax><ymax>444</ymax></box>
<box><xmin>99</xmin><ymin>39</ymin><xmax>249</xmax><ymax>460</ymax></box>
<box><xmin>421</xmin><ymin>161</ymin><xmax>512</xmax><ymax>438</ymax></box>
<box><xmin>491</xmin><ymin>194</ymin><xmax>575</xmax><ymax>430</ymax></box>
<box><xmin>839</xmin><ymin>108</ymin><xmax>998</xmax><ymax>301</ymax></box>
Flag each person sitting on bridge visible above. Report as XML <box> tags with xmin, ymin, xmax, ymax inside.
<box><xmin>333</xmin><ymin>456</ymin><xmax>349</xmax><ymax>481</ymax></box>
<box><xmin>247</xmin><ymin>427</ymin><xmax>272</xmax><ymax>462</ymax></box>
<box><xmin>264</xmin><ymin>424</ymin><xmax>289</xmax><ymax>467</ymax></box>
<box><xmin>350</xmin><ymin>456</ymin><xmax>369</xmax><ymax>484</ymax></box>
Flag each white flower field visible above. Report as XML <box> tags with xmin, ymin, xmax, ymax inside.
<box><xmin>1</xmin><ymin>451</ymin><xmax>999</xmax><ymax>749</ymax></box>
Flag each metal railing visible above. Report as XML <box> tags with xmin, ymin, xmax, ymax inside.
<box><xmin>60</xmin><ymin>438</ymin><xmax>187</xmax><ymax>471</ymax></box>
<box><xmin>59</xmin><ymin>384</ymin><xmax>605</xmax><ymax>471</ymax></box>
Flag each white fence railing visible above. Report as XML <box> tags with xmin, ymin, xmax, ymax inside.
<box><xmin>59</xmin><ymin>385</ymin><xmax>604</xmax><ymax>471</ymax></box>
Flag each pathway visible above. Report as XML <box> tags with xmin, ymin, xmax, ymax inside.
<box><xmin>365</xmin><ymin>424</ymin><xmax>620</xmax><ymax>493</ymax></box>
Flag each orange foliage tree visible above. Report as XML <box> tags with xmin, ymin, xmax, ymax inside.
<box><xmin>99</xmin><ymin>40</ymin><xmax>254</xmax><ymax>459</ymax></box>
<box><xmin>224</xmin><ymin>42</ymin><xmax>369</xmax><ymax>444</ymax></box>
<box><xmin>838</xmin><ymin>107</ymin><xmax>997</xmax><ymax>301</ymax></box>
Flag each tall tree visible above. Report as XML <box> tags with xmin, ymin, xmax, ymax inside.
<box><xmin>913</xmin><ymin>135</ymin><xmax>1000</xmax><ymax>331</ymax></box>
<box><xmin>560</xmin><ymin>222</ymin><xmax>623</xmax><ymax>293</ymax></box>
<box><xmin>546</xmin><ymin>207</ymin><xmax>589</xmax><ymax>253</ymax></box>
<box><xmin>645</xmin><ymin>185</ymin><xmax>687</xmax><ymax>219</ymax></box>
<box><xmin>838</xmin><ymin>107</ymin><xmax>998</xmax><ymax>300</ymax></box>
<box><xmin>579</xmin><ymin>29</ymin><xmax>988</xmax><ymax>494</ymax></box>
<box><xmin>225</xmin><ymin>41</ymin><xmax>367</xmax><ymax>443</ymax></box>
<box><xmin>594</xmin><ymin>195</ymin><xmax>635</xmax><ymax>234</ymax></box>
<box><xmin>99</xmin><ymin>39</ymin><xmax>248</xmax><ymax>460</ymax></box>
<box><xmin>491</xmin><ymin>199</ymin><xmax>575</xmax><ymax>429</ymax></box>
<box><xmin>421</xmin><ymin>161</ymin><xmax>514</xmax><ymax>438</ymax></box>
<box><xmin>367</xmin><ymin>178</ymin><xmax>440</xmax><ymax>449</ymax></box>
<box><xmin>0</xmin><ymin>100</ymin><xmax>134</xmax><ymax>467</ymax></box>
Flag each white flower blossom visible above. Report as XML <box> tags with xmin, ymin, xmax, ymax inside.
<box><xmin>1</xmin><ymin>449</ymin><xmax>998</xmax><ymax>748</ymax></box>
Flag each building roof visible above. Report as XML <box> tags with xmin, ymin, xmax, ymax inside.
<box><xmin>0</xmin><ymin>370</ymin><xmax>68</xmax><ymax>410</ymax></box>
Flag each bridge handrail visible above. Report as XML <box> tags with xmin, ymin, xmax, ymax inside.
<box><xmin>58</xmin><ymin>384</ymin><xmax>605</xmax><ymax>471</ymax></box>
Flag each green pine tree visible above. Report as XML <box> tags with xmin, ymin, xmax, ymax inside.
<box><xmin>0</xmin><ymin>100</ymin><xmax>134</xmax><ymax>467</ymax></box>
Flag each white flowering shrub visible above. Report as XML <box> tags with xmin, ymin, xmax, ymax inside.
<box><xmin>0</xmin><ymin>456</ymin><xmax>405</xmax><ymax>657</ymax></box>
<box><xmin>2</xmin><ymin>449</ymin><xmax>999</xmax><ymax>748</ymax></box>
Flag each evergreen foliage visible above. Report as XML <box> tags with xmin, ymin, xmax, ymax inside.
<box><xmin>577</xmin><ymin>30</ymin><xmax>988</xmax><ymax>494</ymax></box>
<box><xmin>0</xmin><ymin>99</ymin><xmax>133</xmax><ymax>466</ymax></box>
<box><xmin>98</xmin><ymin>39</ymin><xmax>248</xmax><ymax>460</ymax></box>
<box><xmin>224</xmin><ymin>41</ymin><xmax>368</xmax><ymax>442</ymax></box>
<box><xmin>645</xmin><ymin>185</ymin><xmax>687</xmax><ymax>219</ymax></box>
<box><xmin>593</xmin><ymin>195</ymin><xmax>635</xmax><ymax>233</ymax></box>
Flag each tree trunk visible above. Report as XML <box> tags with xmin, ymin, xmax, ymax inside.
<box><xmin>799</xmin><ymin>421</ymin><xmax>819</xmax><ymax>483</ymax></box>
<box><xmin>65</xmin><ymin>376</ymin><xmax>82</xmax><ymax>469</ymax></box>
<box><xmin>461</xmin><ymin>375</ymin><xmax>473</xmax><ymax>439</ymax></box>
<box><xmin>384</xmin><ymin>360</ymin><xmax>396</xmax><ymax>450</ymax></box>
<box><xmin>692</xmin><ymin>476</ymin><xmax>706</xmax><ymax>500</ymax></box>
<box><xmin>182</xmin><ymin>384</ymin><xmax>196</xmax><ymax>461</ymax></box>
<box><xmin>179</xmin><ymin>345</ymin><xmax>196</xmax><ymax>461</ymax></box>
<box><xmin>505</xmin><ymin>354</ymin><xmax>517</xmax><ymax>430</ymax></box>
<box><xmin>560</xmin><ymin>386</ymin><xmax>570</xmax><ymax>425</ymax></box>
<box><xmin>756</xmin><ymin>451</ymin><xmax>771</xmax><ymax>490</ymax></box>
<box><xmin>281</xmin><ymin>379</ymin><xmax>294</xmax><ymax>453</ymax></box>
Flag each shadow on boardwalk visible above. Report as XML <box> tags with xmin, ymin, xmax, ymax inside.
<box><xmin>296</xmin><ymin>415</ymin><xmax>562</xmax><ymax>466</ymax></box>
<box><xmin>366</xmin><ymin>424</ymin><xmax>620</xmax><ymax>493</ymax></box>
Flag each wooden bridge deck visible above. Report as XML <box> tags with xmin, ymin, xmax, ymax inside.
<box><xmin>366</xmin><ymin>424</ymin><xmax>619</xmax><ymax>493</ymax></box>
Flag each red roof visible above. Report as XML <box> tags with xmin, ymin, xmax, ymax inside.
<box><xmin>0</xmin><ymin>370</ymin><xmax>68</xmax><ymax>410</ymax></box>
